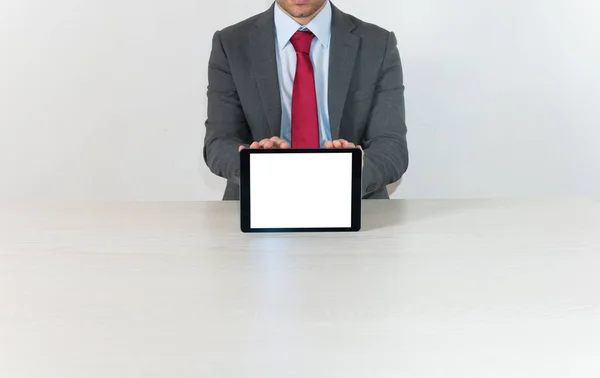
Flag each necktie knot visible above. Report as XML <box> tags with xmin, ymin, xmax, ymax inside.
<box><xmin>290</xmin><ymin>30</ymin><xmax>315</xmax><ymax>54</ymax></box>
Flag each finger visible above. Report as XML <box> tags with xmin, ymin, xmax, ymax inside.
<box><xmin>324</xmin><ymin>141</ymin><xmax>334</xmax><ymax>148</ymax></box>
<box><xmin>249</xmin><ymin>141</ymin><xmax>261</xmax><ymax>149</ymax></box>
<box><xmin>342</xmin><ymin>141</ymin><xmax>356</xmax><ymax>148</ymax></box>
<box><xmin>269</xmin><ymin>137</ymin><xmax>290</xmax><ymax>148</ymax></box>
<box><xmin>259</xmin><ymin>139</ymin><xmax>275</xmax><ymax>148</ymax></box>
<box><xmin>239</xmin><ymin>145</ymin><xmax>246</xmax><ymax>152</ymax></box>
<box><xmin>333</xmin><ymin>140</ymin><xmax>343</xmax><ymax>148</ymax></box>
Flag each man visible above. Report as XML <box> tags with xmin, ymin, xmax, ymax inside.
<box><xmin>204</xmin><ymin>0</ymin><xmax>408</xmax><ymax>200</ymax></box>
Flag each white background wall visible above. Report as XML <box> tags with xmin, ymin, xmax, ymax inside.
<box><xmin>1</xmin><ymin>0</ymin><xmax>599</xmax><ymax>201</ymax></box>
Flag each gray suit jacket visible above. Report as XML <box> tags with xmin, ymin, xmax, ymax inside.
<box><xmin>204</xmin><ymin>2</ymin><xmax>408</xmax><ymax>201</ymax></box>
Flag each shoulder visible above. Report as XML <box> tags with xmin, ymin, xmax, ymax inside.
<box><xmin>340</xmin><ymin>9</ymin><xmax>396</xmax><ymax>48</ymax></box>
<box><xmin>215</xmin><ymin>11</ymin><xmax>265</xmax><ymax>42</ymax></box>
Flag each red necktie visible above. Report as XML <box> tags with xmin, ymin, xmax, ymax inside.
<box><xmin>290</xmin><ymin>30</ymin><xmax>319</xmax><ymax>148</ymax></box>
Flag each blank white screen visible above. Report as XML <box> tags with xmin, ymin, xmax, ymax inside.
<box><xmin>250</xmin><ymin>152</ymin><xmax>353</xmax><ymax>229</ymax></box>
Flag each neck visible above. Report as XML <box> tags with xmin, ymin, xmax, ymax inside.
<box><xmin>279</xmin><ymin>1</ymin><xmax>328</xmax><ymax>26</ymax></box>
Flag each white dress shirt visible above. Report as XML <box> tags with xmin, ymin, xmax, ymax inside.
<box><xmin>273</xmin><ymin>1</ymin><xmax>332</xmax><ymax>147</ymax></box>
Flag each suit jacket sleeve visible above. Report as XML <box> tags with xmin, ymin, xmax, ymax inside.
<box><xmin>361</xmin><ymin>31</ymin><xmax>409</xmax><ymax>196</ymax></box>
<box><xmin>203</xmin><ymin>30</ymin><xmax>252</xmax><ymax>186</ymax></box>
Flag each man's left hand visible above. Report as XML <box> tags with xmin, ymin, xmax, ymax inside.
<box><xmin>324</xmin><ymin>139</ymin><xmax>364</xmax><ymax>168</ymax></box>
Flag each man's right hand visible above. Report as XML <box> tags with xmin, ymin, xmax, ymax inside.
<box><xmin>239</xmin><ymin>137</ymin><xmax>290</xmax><ymax>152</ymax></box>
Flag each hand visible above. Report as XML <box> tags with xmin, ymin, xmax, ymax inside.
<box><xmin>239</xmin><ymin>137</ymin><xmax>290</xmax><ymax>152</ymax></box>
<box><xmin>324</xmin><ymin>139</ymin><xmax>364</xmax><ymax>168</ymax></box>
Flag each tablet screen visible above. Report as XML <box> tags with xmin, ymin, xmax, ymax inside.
<box><xmin>249</xmin><ymin>151</ymin><xmax>354</xmax><ymax>229</ymax></box>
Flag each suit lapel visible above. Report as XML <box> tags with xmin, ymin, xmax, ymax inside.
<box><xmin>328</xmin><ymin>5</ymin><xmax>359</xmax><ymax>140</ymax></box>
<box><xmin>249</xmin><ymin>5</ymin><xmax>282</xmax><ymax>138</ymax></box>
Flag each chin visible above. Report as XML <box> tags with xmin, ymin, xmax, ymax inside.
<box><xmin>290</xmin><ymin>7</ymin><xmax>313</xmax><ymax>16</ymax></box>
<box><xmin>290</xmin><ymin>11</ymin><xmax>310</xmax><ymax>17</ymax></box>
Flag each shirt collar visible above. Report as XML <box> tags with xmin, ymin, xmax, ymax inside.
<box><xmin>274</xmin><ymin>0</ymin><xmax>332</xmax><ymax>50</ymax></box>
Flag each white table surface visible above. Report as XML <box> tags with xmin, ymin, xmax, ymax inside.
<box><xmin>1</xmin><ymin>198</ymin><xmax>600</xmax><ymax>378</ymax></box>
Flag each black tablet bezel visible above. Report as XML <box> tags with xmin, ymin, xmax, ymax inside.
<box><xmin>239</xmin><ymin>148</ymin><xmax>362</xmax><ymax>233</ymax></box>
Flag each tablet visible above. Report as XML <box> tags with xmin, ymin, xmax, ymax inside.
<box><xmin>239</xmin><ymin>148</ymin><xmax>362</xmax><ymax>233</ymax></box>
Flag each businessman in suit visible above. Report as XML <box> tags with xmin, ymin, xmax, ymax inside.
<box><xmin>204</xmin><ymin>0</ymin><xmax>408</xmax><ymax>200</ymax></box>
